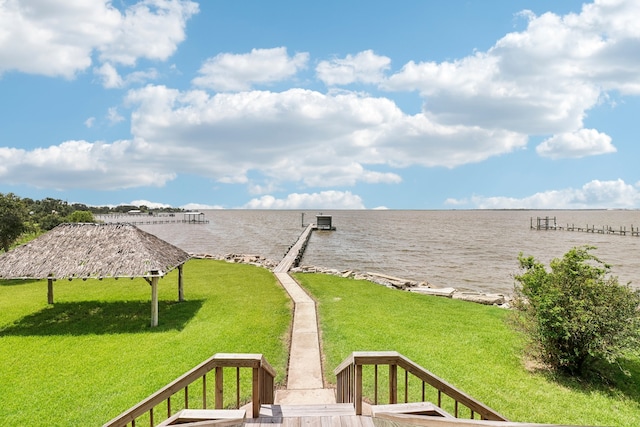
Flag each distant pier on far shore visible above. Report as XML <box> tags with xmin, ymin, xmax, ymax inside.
<box><xmin>531</xmin><ymin>216</ymin><xmax>640</xmax><ymax>236</ymax></box>
<box><xmin>96</xmin><ymin>211</ymin><xmax>209</xmax><ymax>225</ymax></box>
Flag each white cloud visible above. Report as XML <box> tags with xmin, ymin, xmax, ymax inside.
<box><xmin>95</xmin><ymin>63</ymin><xmax>124</xmax><ymax>88</ymax></box>
<box><xmin>0</xmin><ymin>84</ymin><xmax>526</xmax><ymax>193</ymax></box>
<box><xmin>243</xmin><ymin>191</ymin><xmax>365</xmax><ymax>209</ymax></box>
<box><xmin>181</xmin><ymin>203</ymin><xmax>224</xmax><ymax>210</ymax></box>
<box><xmin>382</xmin><ymin>0</ymin><xmax>640</xmax><ymax>135</ymax></box>
<box><xmin>5</xmin><ymin>0</ymin><xmax>640</xmax><ymax>208</ymax></box>
<box><xmin>0</xmin><ymin>139</ymin><xmax>175</xmax><ymax>190</ymax></box>
<box><xmin>107</xmin><ymin>107</ymin><xmax>125</xmax><ymax>125</ymax></box>
<box><xmin>248</xmin><ymin>182</ymin><xmax>280</xmax><ymax>195</ymax></box>
<box><xmin>130</xmin><ymin>199</ymin><xmax>171</xmax><ymax>209</ymax></box>
<box><xmin>447</xmin><ymin>179</ymin><xmax>640</xmax><ymax>209</ymax></box>
<box><xmin>95</xmin><ymin>62</ymin><xmax>158</xmax><ymax>88</ymax></box>
<box><xmin>316</xmin><ymin>50</ymin><xmax>391</xmax><ymax>86</ymax></box>
<box><xmin>192</xmin><ymin>47</ymin><xmax>309</xmax><ymax>91</ymax></box>
<box><xmin>0</xmin><ymin>0</ymin><xmax>198</xmax><ymax>78</ymax></box>
<box><xmin>124</xmin><ymin>85</ymin><xmax>524</xmax><ymax>187</ymax></box>
<box><xmin>85</xmin><ymin>117</ymin><xmax>96</xmax><ymax>128</ymax></box>
<box><xmin>536</xmin><ymin>128</ymin><xmax>616</xmax><ymax>159</ymax></box>
<box><xmin>97</xmin><ymin>0</ymin><xmax>199</xmax><ymax>66</ymax></box>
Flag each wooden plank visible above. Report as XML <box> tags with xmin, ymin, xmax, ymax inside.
<box><xmin>282</xmin><ymin>417</ymin><xmax>301</xmax><ymax>427</ymax></box>
<box><xmin>300</xmin><ymin>416</ymin><xmax>323</xmax><ymax>427</ymax></box>
<box><xmin>156</xmin><ymin>409</ymin><xmax>245</xmax><ymax>426</ymax></box>
<box><xmin>357</xmin><ymin>416</ymin><xmax>376</xmax><ymax>427</ymax></box>
<box><xmin>215</xmin><ymin>366</ymin><xmax>223</xmax><ymax>409</ymax></box>
<box><xmin>355</xmin><ymin>365</ymin><xmax>363</xmax><ymax>415</ymax></box>
<box><xmin>262</xmin><ymin>404</ymin><xmax>356</xmax><ymax>417</ymax></box>
<box><xmin>253</xmin><ymin>367</ymin><xmax>260</xmax><ymax>418</ymax></box>
<box><xmin>389</xmin><ymin>365</ymin><xmax>397</xmax><ymax>405</ymax></box>
<box><xmin>373</xmin><ymin>412</ymin><xmax>585</xmax><ymax>427</ymax></box>
<box><xmin>321</xmin><ymin>415</ymin><xmax>341</xmax><ymax>427</ymax></box>
<box><xmin>339</xmin><ymin>415</ymin><xmax>363</xmax><ymax>427</ymax></box>
<box><xmin>370</xmin><ymin>403</ymin><xmax>454</xmax><ymax>419</ymax></box>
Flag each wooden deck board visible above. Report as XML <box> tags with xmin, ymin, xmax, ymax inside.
<box><xmin>245</xmin><ymin>404</ymin><xmax>368</xmax><ymax>427</ymax></box>
<box><xmin>358</xmin><ymin>416</ymin><xmax>376</xmax><ymax>427</ymax></box>
<box><xmin>245</xmin><ymin>415</ymin><xmax>376</xmax><ymax>427</ymax></box>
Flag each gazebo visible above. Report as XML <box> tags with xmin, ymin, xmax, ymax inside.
<box><xmin>0</xmin><ymin>222</ymin><xmax>191</xmax><ymax>327</ymax></box>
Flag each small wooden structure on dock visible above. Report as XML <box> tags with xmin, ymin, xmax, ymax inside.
<box><xmin>183</xmin><ymin>212</ymin><xmax>207</xmax><ymax>223</ymax></box>
<box><xmin>531</xmin><ymin>216</ymin><xmax>558</xmax><ymax>230</ymax></box>
<box><xmin>314</xmin><ymin>214</ymin><xmax>336</xmax><ymax>231</ymax></box>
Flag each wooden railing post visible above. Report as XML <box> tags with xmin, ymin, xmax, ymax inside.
<box><xmin>252</xmin><ymin>367</ymin><xmax>260</xmax><ymax>418</ymax></box>
<box><xmin>389</xmin><ymin>363</ymin><xmax>397</xmax><ymax>404</ymax></box>
<box><xmin>215</xmin><ymin>366</ymin><xmax>223</xmax><ymax>409</ymax></box>
<box><xmin>354</xmin><ymin>363</ymin><xmax>363</xmax><ymax>415</ymax></box>
<box><xmin>47</xmin><ymin>278</ymin><xmax>54</xmax><ymax>304</ymax></box>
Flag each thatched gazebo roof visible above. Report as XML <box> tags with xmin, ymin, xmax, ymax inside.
<box><xmin>0</xmin><ymin>222</ymin><xmax>190</xmax><ymax>280</ymax></box>
<box><xmin>0</xmin><ymin>223</ymin><xmax>192</xmax><ymax>327</ymax></box>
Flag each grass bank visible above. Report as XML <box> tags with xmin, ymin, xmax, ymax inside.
<box><xmin>295</xmin><ymin>273</ymin><xmax>640</xmax><ymax>427</ymax></box>
<box><xmin>0</xmin><ymin>259</ymin><xmax>291</xmax><ymax>426</ymax></box>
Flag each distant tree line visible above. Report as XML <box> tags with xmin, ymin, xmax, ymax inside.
<box><xmin>0</xmin><ymin>192</ymin><xmax>183</xmax><ymax>252</ymax></box>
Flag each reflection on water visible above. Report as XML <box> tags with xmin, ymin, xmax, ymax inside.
<box><xmin>136</xmin><ymin>210</ymin><xmax>640</xmax><ymax>294</ymax></box>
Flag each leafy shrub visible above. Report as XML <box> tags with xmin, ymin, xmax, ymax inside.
<box><xmin>512</xmin><ymin>245</ymin><xmax>640</xmax><ymax>376</ymax></box>
<box><xmin>67</xmin><ymin>210</ymin><xmax>95</xmax><ymax>223</ymax></box>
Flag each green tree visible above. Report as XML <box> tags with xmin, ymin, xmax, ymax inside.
<box><xmin>513</xmin><ymin>246</ymin><xmax>640</xmax><ymax>376</ymax></box>
<box><xmin>0</xmin><ymin>193</ymin><xmax>28</xmax><ymax>252</ymax></box>
<box><xmin>67</xmin><ymin>210</ymin><xmax>95</xmax><ymax>223</ymax></box>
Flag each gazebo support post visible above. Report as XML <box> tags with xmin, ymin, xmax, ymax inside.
<box><xmin>178</xmin><ymin>264</ymin><xmax>184</xmax><ymax>302</ymax></box>
<box><xmin>47</xmin><ymin>278</ymin><xmax>54</xmax><ymax>304</ymax></box>
<box><xmin>151</xmin><ymin>274</ymin><xmax>159</xmax><ymax>327</ymax></box>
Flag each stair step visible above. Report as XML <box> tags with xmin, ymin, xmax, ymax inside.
<box><xmin>259</xmin><ymin>403</ymin><xmax>356</xmax><ymax>418</ymax></box>
<box><xmin>156</xmin><ymin>409</ymin><xmax>246</xmax><ymax>426</ymax></box>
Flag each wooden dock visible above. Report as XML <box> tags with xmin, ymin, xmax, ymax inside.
<box><xmin>531</xmin><ymin>216</ymin><xmax>640</xmax><ymax>236</ymax></box>
<box><xmin>274</xmin><ymin>224</ymin><xmax>314</xmax><ymax>273</ymax></box>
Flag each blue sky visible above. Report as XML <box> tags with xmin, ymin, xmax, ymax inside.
<box><xmin>1</xmin><ymin>0</ymin><xmax>639</xmax><ymax>210</ymax></box>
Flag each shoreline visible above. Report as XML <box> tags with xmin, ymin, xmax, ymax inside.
<box><xmin>192</xmin><ymin>253</ymin><xmax>512</xmax><ymax>308</ymax></box>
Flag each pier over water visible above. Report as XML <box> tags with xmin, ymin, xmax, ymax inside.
<box><xmin>531</xmin><ymin>216</ymin><xmax>640</xmax><ymax>236</ymax></box>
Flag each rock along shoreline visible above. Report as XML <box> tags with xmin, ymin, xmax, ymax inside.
<box><xmin>192</xmin><ymin>253</ymin><xmax>512</xmax><ymax>309</ymax></box>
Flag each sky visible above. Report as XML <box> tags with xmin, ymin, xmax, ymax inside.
<box><xmin>1</xmin><ymin>0</ymin><xmax>639</xmax><ymax>210</ymax></box>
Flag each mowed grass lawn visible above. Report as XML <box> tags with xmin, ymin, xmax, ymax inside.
<box><xmin>3</xmin><ymin>259</ymin><xmax>640</xmax><ymax>427</ymax></box>
<box><xmin>295</xmin><ymin>273</ymin><xmax>640</xmax><ymax>427</ymax></box>
<box><xmin>0</xmin><ymin>259</ymin><xmax>291</xmax><ymax>426</ymax></box>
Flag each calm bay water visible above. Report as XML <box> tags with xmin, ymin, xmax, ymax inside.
<box><xmin>136</xmin><ymin>210</ymin><xmax>640</xmax><ymax>295</ymax></box>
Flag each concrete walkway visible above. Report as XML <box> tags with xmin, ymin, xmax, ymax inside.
<box><xmin>273</xmin><ymin>272</ymin><xmax>335</xmax><ymax>404</ymax></box>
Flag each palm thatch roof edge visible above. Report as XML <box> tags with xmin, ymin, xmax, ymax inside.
<box><xmin>0</xmin><ymin>223</ymin><xmax>191</xmax><ymax>280</ymax></box>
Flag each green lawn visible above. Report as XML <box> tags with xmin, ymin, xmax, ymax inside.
<box><xmin>3</xmin><ymin>260</ymin><xmax>639</xmax><ymax>426</ymax></box>
<box><xmin>294</xmin><ymin>273</ymin><xmax>640</xmax><ymax>427</ymax></box>
<box><xmin>0</xmin><ymin>259</ymin><xmax>291</xmax><ymax>426</ymax></box>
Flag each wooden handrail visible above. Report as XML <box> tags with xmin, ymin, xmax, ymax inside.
<box><xmin>103</xmin><ymin>353</ymin><xmax>276</xmax><ymax>427</ymax></box>
<box><xmin>334</xmin><ymin>351</ymin><xmax>508</xmax><ymax>421</ymax></box>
